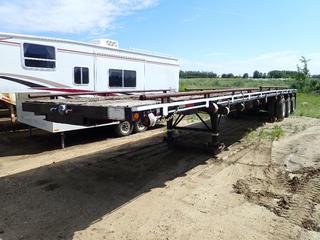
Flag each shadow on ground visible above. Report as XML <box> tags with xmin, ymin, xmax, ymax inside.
<box><xmin>0</xmin><ymin>112</ymin><xmax>267</xmax><ymax>240</ymax></box>
<box><xmin>0</xmin><ymin>123</ymin><xmax>163</xmax><ymax>157</ymax></box>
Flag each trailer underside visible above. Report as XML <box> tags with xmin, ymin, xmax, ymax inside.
<box><xmin>22</xmin><ymin>87</ymin><xmax>297</xmax><ymax>152</ymax></box>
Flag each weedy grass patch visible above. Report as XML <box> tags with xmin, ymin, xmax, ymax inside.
<box><xmin>179</xmin><ymin>78</ymin><xmax>291</xmax><ymax>91</ymax></box>
<box><xmin>245</xmin><ymin>125</ymin><xmax>284</xmax><ymax>142</ymax></box>
<box><xmin>294</xmin><ymin>93</ymin><xmax>320</xmax><ymax>119</ymax></box>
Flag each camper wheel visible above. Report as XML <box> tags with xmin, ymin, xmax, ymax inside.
<box><xmin>115</xmin><ymin>121</ymin><xmax>133</xmax><ymax>137</ymax></box>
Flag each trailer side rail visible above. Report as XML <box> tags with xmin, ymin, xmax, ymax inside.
<box><xmin>131</xmin><ymin>89</ymin><xmax>295</xmax><ymax>115</ymax></box>
<box><xmin>22</xmin><ymin>88</ymin><xmax>297</xmax><ymax>152</ymax></box>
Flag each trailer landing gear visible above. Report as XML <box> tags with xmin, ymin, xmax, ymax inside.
<box><xmin>9</xmin><ymin>104</ymin><xmax>16</xmax><ymax>126</ymax></box>
<box><xmin>208</xmin><ymin>113</ymin><xmax>225</xmax><ymax>155</ymax></box>
<box><xmin>165</xmin><ymin>112</ymin><xmax>225</xmax><ymax>155</ymax></box>
<box><xmin>60</xmin><ymin>132</ymin><xmax>65</xmax><ymax>149</ymax></box>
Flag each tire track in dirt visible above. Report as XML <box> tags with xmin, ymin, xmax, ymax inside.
<box><xmin>234</xmin><ymin>145</ymin><xmax>320</xmax><ymax>239</ymax></box>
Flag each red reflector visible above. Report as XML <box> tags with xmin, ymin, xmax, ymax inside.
<box><xmin>186</xmin><ymin>104</ymin><xmax>194</xmax><ymax>108</ymax></box>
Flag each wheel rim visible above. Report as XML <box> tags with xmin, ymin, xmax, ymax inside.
<box><xmin>137</xmin><ymin>122</ymin><xmax>146</xmax><ymax>131</ymax></box>
<box><xmin>120</xmin><ymin>121</ymin><xmax>130</xmax><ymax>134</ymax></box>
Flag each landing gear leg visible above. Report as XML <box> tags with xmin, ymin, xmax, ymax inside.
<box><xmin>166</xmin><ymin>115</ymin><xmax>174</xmax><ymax>144</ymax></box>
<box><xmin>9</xmin><ymin>104</ymin><xmax>16</xmax><ymax>124</ymax></box>
<box><xmin>209</xmin><ymin>113</ymin><xmax>225</xmax><ymax>154</ymax></box>
<box><xmin>60</xmin><ymin>132</ymin><xmax>65</xmax><ymax>149</ymax></box>
<box><xmin>28</xmin><ymin>126</ymin><xmax>32</xmax><ymax>137</ymax></box>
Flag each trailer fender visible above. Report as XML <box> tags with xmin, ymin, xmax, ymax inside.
<box><xmin>142</xmin><ymin>112</ymin><xmax>157</xmax><ymax>127</ymax></box>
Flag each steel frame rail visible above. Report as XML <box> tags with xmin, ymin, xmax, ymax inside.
<box><xmin>21</xmin><ymin>88</ymin><xmax>296</xmax><ymax>153</ymax></box>
<box><xmin>132</xmin><ymin>89</ymin><xmax>296</xmax><ymax>116</ymax></box>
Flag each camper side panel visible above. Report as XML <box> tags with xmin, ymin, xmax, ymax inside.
<box><xmin>0</xmin><ymin>38</ymin><xmax>96</xmax><ymax>93</ymax></box>
<box><xmin>144</xmin><ymin>62</ymin><xmax>180</xmax><ymax>91</ymax></box>
<box><xmin>0</xmin><ymin>41</ymin><xmax>26</xmax><ymax>92</ymax></box>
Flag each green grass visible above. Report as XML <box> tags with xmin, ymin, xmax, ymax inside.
<box><xmin>245</xmin><ymin>125</ymin><xmax>285</xmax><ymax>141</ymax></box>
<box><xmin>179</xmin><ymin>78</ymin><xmax>292</xmax><ymax>91</ymax></box>
<box><xmin>295</xmin><ymin>93</ymin><xmax>320</xmax><ymax>118</ymax></box>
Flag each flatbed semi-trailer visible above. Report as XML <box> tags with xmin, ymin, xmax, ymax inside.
<box><xmin>22</xmin><ymin>87</ymin><xmax>296</xmax><ymax>152</ymax></box>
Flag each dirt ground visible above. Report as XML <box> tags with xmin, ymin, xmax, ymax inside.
<box><xmin>0</xmin><ymin>113</ymin><xmax>320</xmax><ymax>240</ymax></box>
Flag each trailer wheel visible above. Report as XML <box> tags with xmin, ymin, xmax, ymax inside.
<box><xmin>227</xmin><ymin>110</ymin><xmax>240</xmax><ymax>119</ymax></box>
<box><xmin>285</xmin><ymin>97</ymin><xmax>291</xmax><ymax>118</ymax></box>
<box><xmin>275</xmin><ymin>98</ymin><xmax>286</xmax><ymax>121</ymax></box>
<box><xmin>133</xmin><ymin>121</ymin><xmax>148</xmax><ymax>133</ymax></box>
<box><xmin>290</xmin><ymin>96</ymin><xmax>296</xmax><ymax>113</ymax></box>
<box><xmin>115</xmin><ymin>121</ymin><xmax>133</xmax><ymax>137</ymax></box>
<box><xmin>267</xmin><ymin>98</ymin><xmax>276</xmax><ymax>122</ymax></box>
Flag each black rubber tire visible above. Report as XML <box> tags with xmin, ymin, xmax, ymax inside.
<box><xmin>133</xmin><ymin>121</ymin><xmax>148</xmax><ymax>133</ymax></box>
<box><xmin>275</xmin><ymin>97</ymin><xmax>286</xmax><ymax>121</ymax></box>
<box><xmin>227</xmin><ymin>110</ymin><xmax>240</xmax><ymax>119</ymax></box>
<box><xmin>285</xmin><ymin>97</ymin><xmax>291</xmax><ymax>118</ymax></box>
<box><xmin>114</xmin><ymin>121</ymin><xmax>133</xmax><ymax>137</ymax></box>
<box><xmin>290</xmin><ymin>96</ymin><xmax>296</xmax><ymax>113</ymax></box>
<box><xmin>267</xmin><ymin>98</ymin><xmax>276</xmax><ymax>122</ymax></box>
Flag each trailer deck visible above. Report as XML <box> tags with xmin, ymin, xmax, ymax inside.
<box><xmin>22</xmin><ymin>87</ymin><xmax>297</xmax><ymax>152</ymax></box>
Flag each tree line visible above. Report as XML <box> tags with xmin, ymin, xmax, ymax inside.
<box><xmin>180</xmin><ymin>56</ymin><xmax>320</xmax><ymax>92</ymax></box>
<box><xmin>180</xmin><ymin>70</ymin><xmax>320</xmax><ymax>79</ymax></box>
<box><xmin>179</xmin><ymin>71</ymin><xmax>218</xmax><ymax>78</ymax></box>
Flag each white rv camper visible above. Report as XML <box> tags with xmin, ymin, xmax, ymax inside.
<box><xmin>0</xmin><ymin>32</ymin><xmax>180</xmax><ymax>135</ymax></box>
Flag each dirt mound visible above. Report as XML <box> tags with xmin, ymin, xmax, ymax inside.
<box><xmin>234</xmin><ymin>168</ymin><xmax>320</xmax><ymax>232</ymax></box>
<box><xmin>302</xmin><ymin>219</ymin><xmax>320</xmax><ymax>232</ymax></box>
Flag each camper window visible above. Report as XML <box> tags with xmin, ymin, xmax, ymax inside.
<box><xmin>74</xmin><ymin>67</ymin><xmax>89</xmax><ymax>85</ymax></box>
<box><xmin>124</xmin><ymin>70</ymin><xmax>136</xmax><ymax>87</ymax></box>
<box><xmin>23</xmin><ymin>43</ymin><xmax>56</xmax><ymax>69</ymax></box>
<box><xmin>109</xmin><ymin>69</ymin><xmax>136</xmax><ymax>88</ymax></box>
<box><xmin>109</xmin><ymin>69</ymin><xmax>123</xmax><ymax>87</ymax></box>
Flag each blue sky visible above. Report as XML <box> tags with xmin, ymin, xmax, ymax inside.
<box><xmin>0</xmin><ymin>0</ymin><xmax>319</xmax><ymax>75</ymax></box>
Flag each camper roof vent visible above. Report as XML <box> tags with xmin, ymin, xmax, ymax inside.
<box><xmin>90</xmin><ymin>39</ymin><xmax>119</xmax><ymax>48</ymax></box>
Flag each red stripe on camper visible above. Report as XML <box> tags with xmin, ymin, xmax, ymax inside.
<box><xmin>0</xmin><ymin>40</ymin><xmax>20</xmax><ymax>46</ymax></box>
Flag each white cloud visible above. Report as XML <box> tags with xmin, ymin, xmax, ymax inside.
<box><xmin>0</xmin><ymin>0</ymin><xmax>157</xmax><ymax>34</ymax></box>
<box><xmin>181</xmin><ymin>51</ymin><xmax>320</xmax><ymax>75</ymax></box>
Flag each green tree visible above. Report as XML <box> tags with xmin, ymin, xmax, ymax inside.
<box><xmin>292</xmin><ymin>56</ymin><xmax>311</xmax><ymax>92</ymax></box>
<box><xmin>253</xmin><ymin>70</ymin><xmax>262</xmax><ymax>78</ymax></box>
<box><xmin>242</xmin><ymin>73</ymin><xmax>249</xmax><ymax>78</ymax></box>
<box><xmin>221</xmin><ymin>73</ymin><xmax>234</xmax><ymax>78</ymax></box>
<box><xmin>297</xmin><ymin>56</ymin><xmax>310</xmax><ymax>78</ymax></box>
